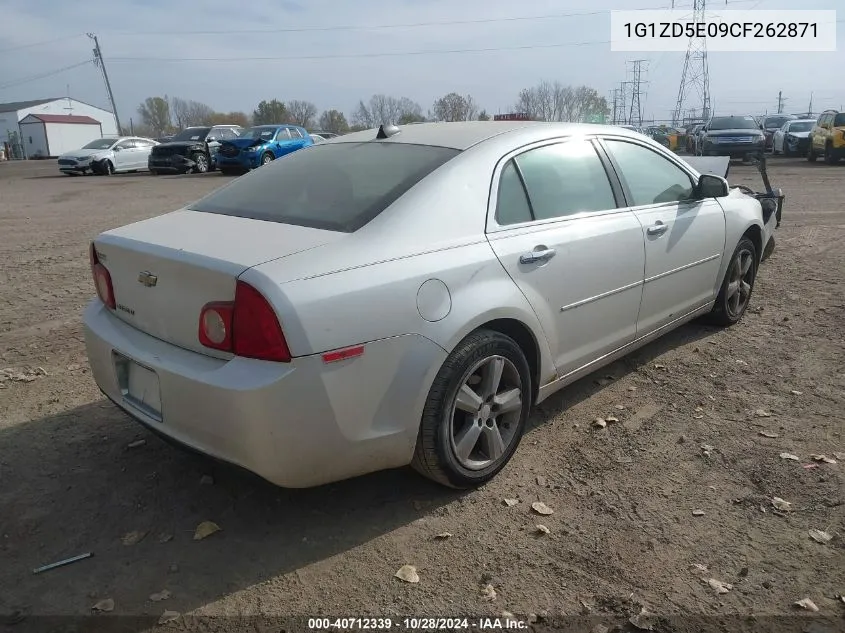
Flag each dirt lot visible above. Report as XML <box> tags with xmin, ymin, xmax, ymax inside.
<box><xmin>0</xmin><ymin>158</ymin><xmax>843</xmax><ymax>631</ymax></box>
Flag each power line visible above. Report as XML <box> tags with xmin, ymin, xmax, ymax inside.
<box><xmin>109</xmin><ymin>39</ymin><xmax>617</xmax><ymax>63</ymax></box>
<box><xmin>0</xmin><ymin>60</ymin><xmax>91</xmax><ymax>90</ymax></box>
<box><xmin>105</xmin><ymin>4</ymin><xmax>698</xmax><ymax>36</ymax></box>
<box><xmin>0</xmin><ymin>33</ymin><xmax>84</xmax><ymax>54</ymax></box>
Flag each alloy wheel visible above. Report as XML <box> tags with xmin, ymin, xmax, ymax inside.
<box><xmin>725</xmin><ymin>247</ymin><xmax>754</xmax><ymax>319</ymax></box>
<box><xmin>448</xmin><ymin>355</ymin><xmax>523</xmax><ymax>471</ymax></box>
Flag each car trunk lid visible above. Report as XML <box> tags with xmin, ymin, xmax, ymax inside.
<box><xmin>94</xmin><ymin>209</ymin><xmax>343</xmax><ymax>357</ymax></box>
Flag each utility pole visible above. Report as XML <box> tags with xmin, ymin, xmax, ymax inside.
<box><xmin>87</xmin><ymin>33</ymin><xmax>122</xmax><ymax>135</ymax></box>
<box><xmin>671</xmin><ymin>0</ymin><xmax>711</xmax><ymax>125</ymax></box>
<box><xmin>808</xmin><ymin>92</ymin><xmax>813</xmax><ymax>117</ymax></box>
<box><xmin>627</xmin><ymin>60</ymin><xmax>648</xmax><ymax>128</ymax></box>
<box><xmin>777</xmin><ymin>91</ymin><xmax>785</xmax><ymax>114</ymax></box>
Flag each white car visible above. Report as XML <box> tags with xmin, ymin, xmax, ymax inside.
<box><xmin>58</xmin><ymin>136</ymin><xmax>158</xmax><ymax>176</ymax></box>
<box><xmin>772</xmin><ymin>119</ymin><xmax>815</xmax><ymax>156</ymax></box>
<box><xmin>83</xmin><ymin>122</ymin><xmax>777</xmax><ymax>489</ymax></box>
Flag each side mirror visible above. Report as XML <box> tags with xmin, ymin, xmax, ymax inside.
<box><xmin>207</xmin><ymin>136</ymin><xmax>218</xmax><ymax>142</ymax></box>
<box><xmin>697</xmin><ymin>174</ymin><xmax>729</xmax><ymax>199</ymax></box>
<box><xmin>113</xmin><ymin>146</ymin><xmax>122</xmax><ymax>151</ymax></box>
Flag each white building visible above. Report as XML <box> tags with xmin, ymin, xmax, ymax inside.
<box><xmin>0</xmin><ymin>97</ymin><xmax>118</xmax><ymax>157</ymax></box>
<box><xmin>19</xmin><ymin>114</ymin><xmax>103</xmax><ymax>158</ymax></box>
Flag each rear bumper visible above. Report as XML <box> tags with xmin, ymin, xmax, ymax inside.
<box><xmin>83</xmin><ymin>301</ymin><xmax>446</xmax><ymax>487</ymax></box>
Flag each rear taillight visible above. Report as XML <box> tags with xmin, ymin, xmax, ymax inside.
<box><xmin>89</xmin><ymin>243</ymin><xmax>116</xmax><ymax>310</ymax></box>
<box><xmin>198</xmin><ymin>280</ymin><xmax>291</xmax><ymax>362</ymax></box>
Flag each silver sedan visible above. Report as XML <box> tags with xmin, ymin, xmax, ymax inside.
<box><xmin>83</xmin><ymin>122</ymin><xmax>775</xmax><ymax>488</ymax></box>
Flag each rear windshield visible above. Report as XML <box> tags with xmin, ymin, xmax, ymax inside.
<box><xmin>189</xmin><ymin>142</ymin><xmax>460</xmax><ymax>232</ymax></box>
<box><xmin>834</xmin><ymin>113</ymin><xmax>845</xmax><ymax>126</ymax></box>
<box><xmin>789</xmin><ymin>121</ymin><xmax>813</xmax><ymax>132</ymax></box>
<box><xmin>764</xmin><ymin>116</ymin><xmax>791</xmax><ymax>129</ymax></box>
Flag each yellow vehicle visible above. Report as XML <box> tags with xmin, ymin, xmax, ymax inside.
<box><xmin>807</xmin><ymin>109</ymin><xmax>845</xmax><ymax>164</ymax></box>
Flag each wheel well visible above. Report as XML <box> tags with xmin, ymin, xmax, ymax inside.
<box><xmin>477</xmin><ymin>318</ymin><xmax>540</xmax><ymax>405</ymax></box>
<box><xmin>743</xmin><ymin>225</ymin><xmax>763</xmax><ymax>263</ymax></box>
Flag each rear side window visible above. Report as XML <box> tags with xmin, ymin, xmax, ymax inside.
<box><xmin>513</xmin><ymin>140</ymin><xmax>617</xmax><ymax>221</ymax></box>
<box><xmin>495</xmin><ymin>161</ymin><xmax>533</xmax><ymax>225</ymax></box>
<box><xmin>834</xmin><ymin>113</ymin><xmax>845</xmax><ymax>126</ymax></box>
<box><xmin>190</xmin><ymin>142</ymin><xmax>460</xmax><ymax>232</ymax></box>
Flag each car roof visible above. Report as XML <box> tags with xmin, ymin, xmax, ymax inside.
<box><xmin>326</xmin><ymin>121</ymin><xmax>645</xmax><ymax>150</ymax></box>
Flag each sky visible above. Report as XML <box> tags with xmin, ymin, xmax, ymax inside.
<box><xmin>0</xmin><ymin>0</ymin><xmax>842</xmax><ymax>125</ymax></box>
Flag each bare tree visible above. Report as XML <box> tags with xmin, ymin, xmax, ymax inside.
<box><xmin>169</xmin><ymin>96</ymin><xmax>189</xmax><ymax>129</ymax></box>
<box><xmin>352</xmin><ymin>94</ymin><xmax>424</xmax><ymax>127</ymax></box>
<box><xmin>431</xmin><ymin>92</ymin><xmax>479</xmax><ymax>122</ymax></box>
<box><xmin>514</xmin><ymin>81</ymin><xmax>608</xmax><ymax>123</ymax></box>
<box><xmin>184</xmin><ymin>100</ymin><xmax>215</xmax><ymax>126</ymax></box>
<box><xmin>477</xmin><ymin>110</ymin><xmax>491</xmax><ymax>121</ymax></box>
<box><xmin>287</xmin><ymin>100</ymin><xmax>318</xmax><ymax>128</ymax></box>
<box><xmin>318</xmin><ymin>109</ymin><xmax>350</xmax><ymax>135</ymax></box>
<box><xmin>209</xmin><ymin>111</ymin><xmax>250</xmax><ymax>127</ymax></box>
<box><xmin>137</xmin><ymin>96</ymin><xmax>171</xmax><ymax>136</ymax></box>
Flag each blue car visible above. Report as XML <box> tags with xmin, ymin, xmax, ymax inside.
<box><xmin>216</xmin><ymin>124</ymin><xmax>313</xmax><ymax>174</ymax></box>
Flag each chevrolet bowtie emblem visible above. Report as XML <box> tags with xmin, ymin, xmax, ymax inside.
<box><xmin>137</xmin><ymin>271</ymin><xmax>158</xmax><ymax>287</ymax></box>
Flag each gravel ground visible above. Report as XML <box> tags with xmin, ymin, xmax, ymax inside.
<box><xmin>0</xmin><ymin>158</ymin><xmax>843</xmax><ymax>632</ymax></box>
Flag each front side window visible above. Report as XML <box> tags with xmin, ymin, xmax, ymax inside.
<box><xmin>604</xmin><ymin>140</ymin><xmax>694</xmax><ymax>206</ymax></box>
<box><xmin>510</xmin><ymin>140</ymin><xmax>617</xmax><ymax>221</ymax></box>
<box><xmin>834</xmin><ymin>113</ymin><xmax>845</xmax><ymax>127</ymax></box>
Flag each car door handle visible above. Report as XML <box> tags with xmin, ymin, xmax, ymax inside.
<box><xmin>646</xmin><ymin>221</ymin><xmax>669</xmax><ymax>236</ymax></box>
<box><xmin>519</xmin><ymin>248</ymin><xmax>556</xmax><ymax>264</ymax></box>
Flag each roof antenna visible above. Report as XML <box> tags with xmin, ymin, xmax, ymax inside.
<box><xmin>376</xmin><ymin>124</ymin><xmax>400</xmax><ymax>139</ymax></box>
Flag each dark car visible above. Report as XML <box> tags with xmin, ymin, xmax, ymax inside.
<box><xmin>148</xmin><ymin>125</ymin><xmax>242</xmax><ymax>174</ymax></box>
<box><xmin>697</xmin><ymin>115</ymin><xmax>766</xmax><ymax>159</ymax></box>
<box><xmin>761</xmin><ymin>114</ymin><xmax>795</xmax><ymax>150</ymax></box>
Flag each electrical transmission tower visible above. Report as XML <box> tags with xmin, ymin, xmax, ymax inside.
<box><xmin>619</xmin><ymin>80</ymin><xmax>632</xmax><ymax>124</ymax></box>
<box><xmin>671</xmin><ymin>0</ymin><xmax>711</xmax><ymax>126</ymax></box>
<box><xmin>627</xmin><ymin>60</ymin><xmax>648</xmax><ymax>127</ymax></box>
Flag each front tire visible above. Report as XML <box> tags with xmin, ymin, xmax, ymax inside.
<box><xmin>706</xmin><ymin>237</ymin><xmax>757</xmax><ymax>327</ymax></box>
<box><xmin>192</xmin><ymin>152</ymin><xmax>209</xmax><ymax>173</ymax></box>
<box><xmin>260</xmin><ymin>152</ymin><xmax>273</xmax><ymax>166</ymax></box>
<box><xmin>807</xmin><ymin>142</ymin><xmax>817</xmax><ymax>162</ymax></box>
<box><xmin>824</xmin><ymin>143</ymin><xmax>840</xmax><ymax>165</ymax></box>
<box><xmin>411</xmin><ymin>329</ymin><xmax>532</xmax><ymax>489</ymax></box>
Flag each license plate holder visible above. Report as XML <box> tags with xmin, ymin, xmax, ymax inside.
<box><xmin>113</xmin><ymin>352</ymin><xmax>162</xmax><ymax>421</ymax></box>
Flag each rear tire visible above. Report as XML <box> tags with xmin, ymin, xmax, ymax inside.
<box><xmin>705</xmin><ymin>237</ymin><xmax>757</xmax><ymax>327</ymax></box>
<box><xmin>411</xmin><ymin>329</ymin><xmax>532</xmax><ymax>489</ymax></box>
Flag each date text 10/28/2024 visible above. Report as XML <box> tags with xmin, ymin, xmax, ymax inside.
<box><xmin>307</xmin><ymin>617</ymin><xmax>529</xmax><ymax>630</ymax></box>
